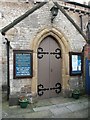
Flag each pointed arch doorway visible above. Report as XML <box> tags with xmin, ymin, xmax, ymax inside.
<box><xmin>37</xmin><ymin>36</ymin><xmax>62</xmax><ymax>99</ymax></box>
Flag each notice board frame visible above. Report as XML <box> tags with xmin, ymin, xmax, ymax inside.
<box><xmin>69</xmin><ymin>52</ymin><xmax>83</xmax><ymax>76</ymax></box>
<box><xmin>13</xmin><ymin>50</ymin><xmax>33</xmax><ymax>79</ymax></box>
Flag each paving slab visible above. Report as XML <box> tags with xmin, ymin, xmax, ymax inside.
<box><xmin>3</xmin><ymin>110</ymin><xmax>53</xmax><ymax>118</ymax></box>
<box><xmin>83</xmin><ymin>101</ymin><xmax>88</xmax><ymax>108</ymax></box>
<box><xmin>3</xmin><ymin>114</ymin><xmax>25</xmax><ymax>118</ymax></box>
<box><xmin>33</xmin><ymin>99</ymin><xmax>88</xmax><ymax>112</ymax></box>
<box><xmin>33</xmin><ymin>104</ymin><xmax>62</xmax><ymax>112</ymax></box>
<box><xmin>77</xmin><ymin>99</ymin><xmax>88</xmax><ymax>104</ymax></box>
<box><xmin>33</xmin><ymin>106</ymin><xmax>50</xmax><ymax>112</ymax></box>
<box><xmin>56</xmin><ymin>101</ymin><xmax>77</xmax><ymax>108</ymax></box>
<box><xmin>2</xmin><ymin>111</ymin><xmax>8</xmax><ymax>118</ymax></box>
<box><xmin>71</xmin><ymin>109</ymin><xmax>88</xmax><ymax>118</ymax></box>
<box><xmin>2</xmin><ymin>104</ymin><xmax>34</xmax><ymax>118</ymax></box>
<box><xmin>33</xmin><ymin>99</ymin><xmax>52</xmax><ymax>107</ymax></box>
<box><xmin>2</xmin><ymin>95</ymin><xmax>89</xmax><ymax>119</ymax></box>
<box><xmin>49</xmin><ymin>96</ymin><xmax>74</xmax><ymax>104</ymax></box>
<box><xmin>52</xmin><ymin>108</ymin><xmax>88</xmax><ymax>118</ymax></box>
<box><xmin>23</xmin><ymin>110</ymin><xmax>53</xmax><ymax>118</ymax></box>
<box><xmin>66</xmin><ymin>102</ymin><xmax>88</xmax><ymax>112</ymax></box>
<box><xmin>33</xmin><ymin>100</ymin><xmax>76</xmax><ymax>112</ymax></box>
<box><xmin>49</xmin><ymin>106</ymin><xmax>71</xmax><ymax>116</ymax></box>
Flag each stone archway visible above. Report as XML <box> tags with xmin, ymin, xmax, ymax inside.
<box><xmin>31</xmin><ymin>28</ymin><xmax>70</xmax><ymax>98</ymax></box>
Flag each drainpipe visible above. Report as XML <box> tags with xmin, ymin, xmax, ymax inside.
<box><xmin>5</xmin><ymin>38</ymin><xmax>10</xmax><ymax>100</ymax></box>
<box><xmin>79</xmin><ymin>15</ymin><xmax>83</xmax><ymax>31</ymax></box>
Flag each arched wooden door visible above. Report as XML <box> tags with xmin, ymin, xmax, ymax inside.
<box><xmin>37</xmin><ymin>36</ymin><xmax>62</xmax><ymax>99</ymax></box>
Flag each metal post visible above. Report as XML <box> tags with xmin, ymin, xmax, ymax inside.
<box><xmin>5</xmin><ymin>38</ymin><xmax>10</xmax><ymax>100</ymax></box>
<box><xmin>87</xmin><ymin>20</ymin><xmax>90</xmax><ymax>42</ymax></box>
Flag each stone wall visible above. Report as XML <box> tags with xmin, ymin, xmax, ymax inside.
<box><xmin>0</xmin><ymin>33</ymin><xmax>2</xmax><ymax>88</ymax></box>
<box><xmin>0</xmin><ymin>12</ymin><xmax>3</xmax><ymax>88</ymax></box>
<box><xmin>0</xmin><ymin>1</ymin><xmax>88</xmax><ymax>96</ymax></box>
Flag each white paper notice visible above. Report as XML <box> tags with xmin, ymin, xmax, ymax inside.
<box><xmin>72</xmin><ymin>55</ymin><xmax>78</xmax><ymax>71</ymax></box>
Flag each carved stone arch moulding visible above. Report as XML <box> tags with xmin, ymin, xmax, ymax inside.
<box><xmin>31</xmin><ymin>27</ymin><xmax>70</xmax><ymax>96</ymax></box>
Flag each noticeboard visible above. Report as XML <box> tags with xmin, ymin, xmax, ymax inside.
<box><xmin>69</xmin><ymin>52</ymin><xmax>83</xmax><ymax>76</ymax></box>
<box><xmin>13</xmin><ymin>50</ymin><xmax>33</xmax><ymax>79</ymax></box>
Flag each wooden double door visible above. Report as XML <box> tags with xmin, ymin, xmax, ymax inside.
<box><xmin>37</xmin><ymin>36</ymin><xmax>62</xmax><ymax>99</ymax></box>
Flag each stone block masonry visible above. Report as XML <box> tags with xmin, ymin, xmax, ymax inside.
<box><xmin>0</xmin><ymin>0</ymin><xmax>88</xmax><ymax>104</ymax></box>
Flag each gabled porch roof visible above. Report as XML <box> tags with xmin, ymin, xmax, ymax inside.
<box><xmin>0</xmin><ymin>2</ymin><xmax>88</xmax><ymax>41</ymax></box>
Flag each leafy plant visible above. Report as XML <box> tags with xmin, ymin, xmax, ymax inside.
<box><xmin>19</xmin><ymin>96</ymin><xmax>28</xmax><ymax>102</ymax></box>
<box><xmin>72</xmin><ymin>89</ymin><xmax>80</xmax><ymax>99</ymax></box>
<box><xmin>72</xmin><ymin>89</ymin><xmax>80</xmax><ymax>94</ymax></box>
<box><xmin>18</xmin><ymin>96</ymin><xmax>29</xmax><ymax>108</ymax></box>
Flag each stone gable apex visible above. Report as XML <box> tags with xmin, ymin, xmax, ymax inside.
<box><xmin>0</xmin><ymin>1</ymin><xmax>87</xmax><ymax>42</ymax></box>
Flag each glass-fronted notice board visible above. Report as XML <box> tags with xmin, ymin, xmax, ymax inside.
<box><xmin>69</xmin><ymin>52</ymin><xmax>83</xmax><ymax>76</ymax></box>
<box><xmin>13</xmin><ymin>50</ymin><xmax>33</xmax><ymax>79</ymax></box>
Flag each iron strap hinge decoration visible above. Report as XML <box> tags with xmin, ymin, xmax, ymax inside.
<box><xmin>37</xmin><ymin>84</ymin><xmax>49</xmax><ymax>96</ymax></box>
<box><xmin>50</xmin><ymin>83</ymin><xmax>61</xmax><ymax>94</ymax></box>
<box><xmin>50</xmin><ymin>48</ymin><xmax>61</xmax><ymax>59</ymax></box>
<box><xmin>37</xmin><ymin>47</ymin><xmax>49</xmax><ymax>59</ymax></box>
<box><xmin>38</xmin><ymin>83</ymin><xmax>62</xmax><ymax>96</ymax></box>
<box><xmin>37</xmin><ymin>47</ymin><xmax>62</xmax><ymax>59</ymax></box>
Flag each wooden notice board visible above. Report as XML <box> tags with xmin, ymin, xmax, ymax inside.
<box><xmin>13</xmin><ymin>50</ymin><xmax>33</xmax><ymax>79</ymax></box>
<box><xmin>69</xmin><ymin>52</ymin><xmax>83</xmax><ymax>76</ymax></box>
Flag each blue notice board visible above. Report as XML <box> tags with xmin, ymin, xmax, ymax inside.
<box><xmin>85</xmin><ymin>58</ymin><xmax>90</xmax><ymax>95</ymax></box>
<box><xmin>14</xmin><ymin>50</ymin><xmax>33</xmax><ymax>78</ymax></box>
